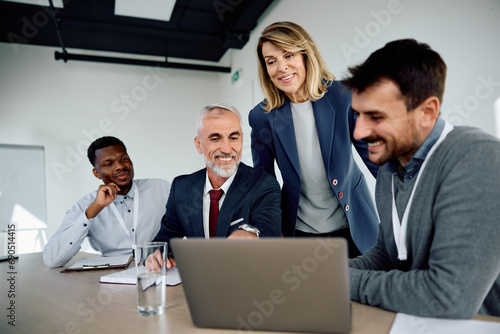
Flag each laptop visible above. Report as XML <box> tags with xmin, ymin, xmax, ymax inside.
<box><xmin>170</xmin><ymin>238</ymin><xmax>351</xmax><ymax>333</ymax></box>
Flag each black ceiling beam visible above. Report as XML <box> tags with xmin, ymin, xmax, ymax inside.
<box><xmin>57</xmin><ymin>17</ymin><xmax>227</xmax><ymax>44</ymax></box>
<box><xmin>54</xmin><ymin>51</ymin><xmax>231</xmax><ymax>73</ymax></box>
<box><xmin>0</xmin><ymin>0</ymin><xmax>274</xmax><ymax>69</ymax></box>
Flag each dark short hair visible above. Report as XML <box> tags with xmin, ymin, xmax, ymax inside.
<box><xmin>341</xmin><ymin>39</ymin><xmax>447</xmax><ymax>111</ymax></box>
<box><xmin>87</xmin><ymin>136</ymin><xmax>126</xmax><ymax>167</ymax></box>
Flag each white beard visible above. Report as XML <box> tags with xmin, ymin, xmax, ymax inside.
<box><xmin>203</xmin><ymin>153</ymin><xmax>239</xmax><ymax>178</ymax></box>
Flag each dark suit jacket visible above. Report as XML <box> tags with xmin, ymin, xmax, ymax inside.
<box><xmin>248</xmin><ymin>81</ymin><xmax>379</xmax><ymax>253</ymax></box>
<box><xmin>153</xmin><ymin>163</ymin><xmax>282</xmax><ymax>244</ymax></box>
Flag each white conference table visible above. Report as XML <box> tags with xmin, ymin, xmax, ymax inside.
<box><xmin>1</xmin><ymin>252</ymin><xmax>498</xmax><ymax>334</ymax></box>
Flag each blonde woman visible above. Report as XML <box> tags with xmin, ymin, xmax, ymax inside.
<box><xmin>249</xmin><ymin>21</ymin><xmax>378</xmax><ymax>257</ymax></box>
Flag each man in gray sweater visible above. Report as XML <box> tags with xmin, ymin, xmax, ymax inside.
<box><xmin>341</xmin><ymin>39</ymin><xmax>500</xmax><ymax>318</ymax></box>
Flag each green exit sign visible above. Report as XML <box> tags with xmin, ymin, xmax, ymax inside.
<box><xmin>231</xmin><ymin>69</ymin><xmax>242</xmax><ymax>84</ymax></box>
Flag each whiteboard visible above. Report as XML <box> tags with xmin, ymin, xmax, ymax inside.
<box><xmin>0</xmin><ymin>144</ymin><xmax>47</xmax><ymax>230</ymax></box>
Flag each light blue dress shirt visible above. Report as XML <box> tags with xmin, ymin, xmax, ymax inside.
<box><xmin>43</xmin><ymin>179</ymin><xmax>170</xmax><ymax>267</ymax></box>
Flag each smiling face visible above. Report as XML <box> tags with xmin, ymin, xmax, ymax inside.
<box><xmin>352</xmin><ymin>80</ymin><xmax>426</xmax><ymax>167</ymax></box>
<box><xmin>195</xmin><ymin>108</ymin><xmax>243</xmax><ymax>187</ymax></box>
<box><xmin>261</xmin><ymin>41</ymin><xmax>308</xmax><ymax>103</ymax></box>
<box><xmin>92</xmin><ymin>144</ymin><xmax>134</xmax><ymax>194</ymax></box>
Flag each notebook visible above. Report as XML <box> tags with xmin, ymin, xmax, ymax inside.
<box><xmin>99</xmin><ymin>266</ymin><xmax>182</xmax><ymax>286</ymax></box>
<box><xmin>170</xmin><ymin>238</ymin><xmax>351</xmax><ymax>333</ymax></box>
<box><xmin>60</xmin><ymin>255</ymin><xmax>132</xmax><ymax>273</ymax></box>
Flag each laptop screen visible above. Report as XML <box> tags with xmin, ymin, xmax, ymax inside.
<box><xmin>171</xmin><ymin>238</ymin><xmax>351</xmax><ymax>333</ymax></box>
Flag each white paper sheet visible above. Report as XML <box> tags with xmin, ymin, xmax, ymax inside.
<box><xmin>99</xmin><ymin>266</ymin><xmax>182</xmax><ymax>286</ymax></box>
<box><xmin>390</xmin><ymin>313</ymin><xmax>500</xmax><ymax>334</ymax></box>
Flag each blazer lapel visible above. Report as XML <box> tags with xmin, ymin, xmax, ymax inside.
<box><xmin>189</xmin><ymin>170</ymin><xmax>206</xmax><ymax>237</ymax></box>
<box><xmin>313</xmin><ymin>96</ymin><xmax>337</xmax><ymax>171</ymax></box>
<box><xmin>216</xmin><ymin>164</ymin><xmax>249</xmax><ymax>236</ymax></box>
<box><xmin>273</xmin><ymin>101</ymin><xmax>300</xmax><ymax>178</ymax></box>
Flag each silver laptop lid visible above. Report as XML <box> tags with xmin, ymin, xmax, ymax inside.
<box><xmin>171</xmin><ymin>238</ymin><xmax>351</xmax><ymax>333</ymax></box>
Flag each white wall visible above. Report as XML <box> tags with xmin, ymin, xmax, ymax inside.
<box><xmin>0</xmin><ymin>42</ymin><xmax>221</xmax><ymax>242</ymax></box>
<box><xmin>1</xmin><ymin>0</ymin><xmax>499</xmax><ymax>246</ymax></box>
<box><xmin>221</xmin><ymin>0</ymin><xmax>500</xmax><ymax>192</ymax></box>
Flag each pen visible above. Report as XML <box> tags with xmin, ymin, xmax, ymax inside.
<box><xmin>82</xmin><ymin>263</ymin><xmax>111</xmax><ymax>269</ymax></box>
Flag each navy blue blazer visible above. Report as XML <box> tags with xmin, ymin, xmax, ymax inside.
<box><xmin>248</xmin><ymin>81</ymin><xmax>379</xmax><ymax>253</ymax></box>
<box><xmin>153</xmin><ymin>163</ymin><xmax>282</xmax><ymax>244</ymax></box>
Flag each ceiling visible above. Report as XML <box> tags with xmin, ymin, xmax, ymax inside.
<box><xmin>0</xmin><ymin>0</ymin><xmax>274</xmax><ymax>72</ymax></box>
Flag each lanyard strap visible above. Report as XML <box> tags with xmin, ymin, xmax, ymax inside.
<box><xmin>110</xmin><ymin>182</ymin><xmax>139</xmax><ymax>246</ymax></box>
<box><xmin>392</xmin><ymin>121</ymin><xmax>454</xmax><ymax>261</ymax></box>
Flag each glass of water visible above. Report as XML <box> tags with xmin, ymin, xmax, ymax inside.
<box><xmin>134</xmin><ymin>242</ymin><xmax>167</xmax><ymax>316</ymax></box>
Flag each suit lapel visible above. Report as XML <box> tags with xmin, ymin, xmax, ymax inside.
<box><xmin>216</xmin><ymin>164</ymin><xmax>249</xmax><ymax>236</ymax></box>
<box><xmin>313</xmin><ymin>96</ymin><xmax>337</xmax><ymax>172</ymax></box>
<box><xmin>273</xmin><ymin>101</ymin><xmax>300</xmax><ymax>178</ymax></box>
<box><xmin>189</xmin><ymin>170</ymin><xmax>206</xmax><ymax>237</ymax></box>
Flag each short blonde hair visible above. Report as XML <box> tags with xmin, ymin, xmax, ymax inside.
<box><xmin>257</xmin><ymin>21</ymin><xmax>335</xmax><ymax>111</ymax></box>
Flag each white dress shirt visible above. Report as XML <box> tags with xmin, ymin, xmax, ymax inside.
<box><xmin>43</xmin><ymin>179</ymin><xmax>170</xmax><ymax>268</ymax></box>
<box><xmin>201</xmin><ymin>171</ymin><xmax>235</xmax><ymax>238</ymax></box>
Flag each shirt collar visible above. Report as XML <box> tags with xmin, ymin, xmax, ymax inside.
<box><xmin>203</xmin><ymin>167</ymin><xmax>237</xmax><ymax>195</ymax></box>
<box><xmin>115</xmin><ymin>180</ymin><xmax>136</xmax><ymax>202</ymax></box>
<box><xmin>386</xmin><ymin>118</ymin><xmax>445</xmax><ymax>183</ymax></box>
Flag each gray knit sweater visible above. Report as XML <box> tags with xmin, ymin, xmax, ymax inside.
<box><xmin>349</xmin><ymin>126</ymin><xmax>500</xmax><ymax>318</ymax></box>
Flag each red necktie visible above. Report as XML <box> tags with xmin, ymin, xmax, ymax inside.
<box><xmin>209</xmin><ymin>189</ymin><xmax>224</xmax><ymax>238</ymax></box>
